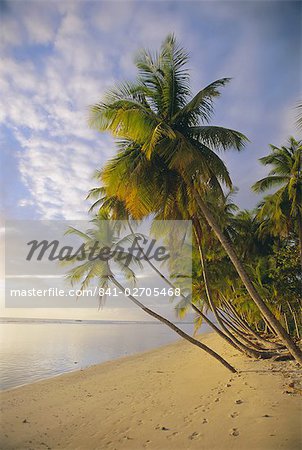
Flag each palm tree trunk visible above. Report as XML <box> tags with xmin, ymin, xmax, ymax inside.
<box><xmin>287</xmin><ymin>301</ymin><xmax>301</xmax><ymax>340</ymax></box>
<box><xmin>193</xmin><ymin>191</ymin><xmax>302</xmax><ymax>364</ymax></box>
<box><xmin>283</xmin><ymin>313</ymin><xmax>290</xmax><ymax>334</ymax></box>
<box><xmin>191</xmin><ymin>304</ymin><xmax>242</xmax><ymax>352</ymax></box>
<box><xmin>128</xmin><ymin>220</ymin><xmax>241</xmax><ymax>353</ymax></box>
<box><xmin>216</xmin><ymin>310</ymin><xmax>278</xmax><ymax>356</ymax></box>
<box><xmin>192</xmin><ymin>218</ymin><xmax>269</xmax><ymax>358</ymax></box>
<box><xmin>262</xmin><ymin>317</ymin><xmax>276</xmax><ymax>337</ymax></box>
<box><xmin>220</xmin><ymin>299</ymin><xmax>255</xmax><ymax>335</ymax></box>
<box><xmin>221</xmin><ymin>297</ymin><xmax>283</xmax><ymax>348</ymax></box>
<box><xmin>110</xmin><ymin>277</ymin><xmax>237</xmax><ymax>373</ymax></box>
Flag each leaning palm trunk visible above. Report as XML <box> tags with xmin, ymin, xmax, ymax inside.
<box><xmin>217</xmin><ymin>310</ymin><xmax>272</xmax><ymax>352</ymax></box>
<box><xmin>65</xmin><ymin>218</ymin><xmax>236</xmax><ymax>373</ymax></box>
<box><xmin>191</xmin><ymin>304</ymin><xmax>242</xmax><ymax>352</ymax></box>
<box><xmin>193</xmin><ymin>219</ymin><xmax>275</xmax><ymax>359</ymax></box>
<box><xmin>128</xmin><ymin>221</ymin><xmax>275</xmax><ymax>358</ymax></box>
<box><xmin>262</xmin><ymin>316</ymin><xmax>278</xmax><ymax>337</ymax></box>
<box><xmin>127</xmin><ymin>221</ymin><xmax>241</xmax><ymax>354</ymax></box>
<box><xmin>127</xmin><ymin>222</ymin><xmax>241</xmax><ymax>354</ymax></box>
<box><xmin>283</xmin><ymin>313</ymin><xmax>290</xmax><ymax>334</ymax></box>
<box><xmin>221</xmin><ymin>303</ymin><xmax>259</xmax><ymax>339</ymax></box>
<box><xmin>110</xmin><ymin>277</ymin><xmax>236</xmax><ymax>373</ymax></box>
<box><xmin>220</xmin><ymin>300</ymin><xmax>255</xmax><ymax>335</ymax></box>
<box><xmin>287</xmin><ymin>301</ymin><xmax>301</xmax><ymax>339</ymax></box>
<box><xmin>218</xmin><ymin>300</ymin><xmax>270</xmax><ymax>346</ymax></box>
<box><xmin>221</xmin><ymin>297</ymin><xmax>283</xmax><ymax>349</ymax></box>
<box><xmin>193</xmin><ymin>191</ymin><xmax>302</xmax><ymax>364</ymax></box>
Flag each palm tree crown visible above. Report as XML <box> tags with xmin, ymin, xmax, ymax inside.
<box><xmin>89</xmin><ymin>34</ymin><xmax>248</xmax><ymax>219</ymax></box>
<box><xmin>253</xmin><ymin>137</ymin><xmax>302</xmax><ymax>269</ymax></box>
<box><xmin>253</xmin><ymin>137</ymin><xmax>301</xmax><ymax>216</ymax></box>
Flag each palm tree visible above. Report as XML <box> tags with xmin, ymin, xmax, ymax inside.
<box><xmin>252</xmin><ymin>137</ymin><xmax>302</xmax><ymax>271</ymax></box>
<box><xmin>63</xmin><ymin>214</ymin><xmax>236</xmax><ymax>373</ymax></box>
<box><xmin>89</xmin><ymin>35</ymin><xmax>302</xmax><ymax>363</ymax></box>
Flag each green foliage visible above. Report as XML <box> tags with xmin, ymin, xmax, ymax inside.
<box><xmin>253</xmin><ymin>137</ymin><xmax>302</xmax><ymax>237</ymax></box>
<box><xmin>268</xmin><ymin>238</ymin><xmax>301</xmax><ymax>303</ymax></box>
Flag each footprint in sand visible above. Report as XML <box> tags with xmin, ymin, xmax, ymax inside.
<box><xmin>167</xmin><ymin>431</ymin><xmax>179</xmax><ymax>440</ymax></box>
<box><xmin>188</xmin><ymin>432</ymin><xmax>199</xmax><ymax>440</ymax></box>
<box><xmin>184</xmin><ymin>415</ymin><xmax>192</xmax><ymax>424</ymax></box>
<box><xmin>202</xmin><ymin>418</ymin><xmax>208</xmax><ymax>424</ymax></box>
<box><xmin>230</xmin><ymin>412</ymin><xmax>239</xmax><ymax>418</ymax></box>
<box><xmin>230</xmin><ymin>428</ymin><xmax>240</xmax><ymax>437</ymax></box>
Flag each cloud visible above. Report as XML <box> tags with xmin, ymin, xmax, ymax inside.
<box><xmin>0</xmin><ymin>15</ymin><xmax>23</xmax><ymax>47</ymax></box>
<box><xmin>16</xmin><ymin>137</ymin><xmax>109</xmax><ymax>219</ymax></box>
<box><xmin>0</xmin><ymin>0</ymin><xmax>300</xmax><ymax>221</ymax></box>
<box><xmin>0</xmin><ymin>2</ymin><xmax>116</xmax><ymax>219</ymax></box>
<box><xmin>23</xmin><ymin>9</ymin><xmax>57</xmax><ymax>44</ymax></box>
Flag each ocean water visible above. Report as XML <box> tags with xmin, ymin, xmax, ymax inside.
<box><xmin>0</xmin><ymin>321</ymin><xmax>204</xmax><ymax>391</ymax></box>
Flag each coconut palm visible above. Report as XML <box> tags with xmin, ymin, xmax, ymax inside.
<box><xmin>89</xmin><ymin>35</ymin><xmax>302</xmax><ymax>363</ymax></box>
<box><xmin>253</xmin><ymin>137</ymin><xmax>302</xmax><ymax>271</ymax></box>
<box><xmin>63</xmin><ymin>214</ymin><xmax>236</xmax><ymax>373</ymax></box>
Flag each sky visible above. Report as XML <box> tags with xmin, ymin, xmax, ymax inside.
<box><xmin>0</xmin><ymin>0</ymin><xmax>301</xmax><ymax>320</ymax></box>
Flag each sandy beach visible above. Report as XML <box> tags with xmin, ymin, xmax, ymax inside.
<box><xmin>1</xmin><ymin>332</ymin><xmax>301</xmax><ymax>450</ymax></box>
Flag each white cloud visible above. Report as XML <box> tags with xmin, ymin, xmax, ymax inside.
<box><xmin>18</xmin><ymin>199</ymin><xmax>34</xmax><ymax>207</ymax></box>
<box><xmin>16</xmin><ymin>136</ymin><xmax>109</xmax><ymax>219</ymax></box>
<box><xmin>0</xmin><ymin>3</ymin><xmax>116</xmax><ymax>220</ymax></box>
<box><xmin>23</xmin><ymin>10</ymin><xmax>56</xmax><ymax>45</ymax></box>
<box><xmin>0</xmin><ymin>0</ymin><xmax>299</xmax><ymax>220</ymax></box>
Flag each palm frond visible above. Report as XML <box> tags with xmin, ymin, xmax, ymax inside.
<box><xmin>172</xmin><ymin>78</ymin><xmax>231</xmax><ymax>125</ymax></box>
<box><xmin>252</xmin><ymin>175</ymin><xmax>289</xmax><ymax>193</ymax></box>
<box><xmin>189</xmin><ymin>125</ymin><xmax>248</xmax><ymax>151</ymax></box>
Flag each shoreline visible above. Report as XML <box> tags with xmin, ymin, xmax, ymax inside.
<box><xmin>1</xmin><ymin>332</ymin><xmax>208</xmax><ymax>394</ymax></box>
<box><xmin>1</xmin><ymin>332</ymin><xmax>301</xmax><ymax>449</ymax></box>
<box><xmin>1</xmin><ymin>321</ymin><xmax>202</xmax><ymax>392</ymax></box>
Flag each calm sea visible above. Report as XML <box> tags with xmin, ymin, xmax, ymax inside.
<box><xmin>0</xmin><ymin>321</ymin><xmax>206</xmax><ymax>391</ymax></box>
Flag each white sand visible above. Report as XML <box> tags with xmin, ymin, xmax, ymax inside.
<box><xmin>1</xmin><ymin>332</ymin><xmax>301</xmax><ymax>449</ymax></box>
